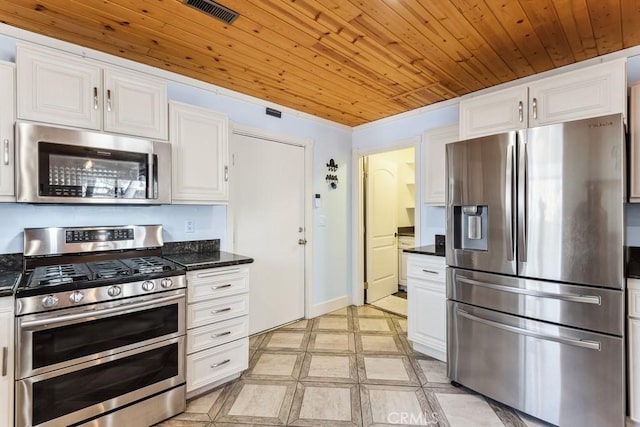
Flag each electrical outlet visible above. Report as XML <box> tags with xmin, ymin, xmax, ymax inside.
<box><xmin>185</xmin><ymin>219</ymin><xmax>195</xmax><ymax>233</ymax></box>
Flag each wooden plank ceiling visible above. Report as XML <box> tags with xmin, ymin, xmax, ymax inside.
<box><xmin>1</xmin><ymin>0</ymin><xmax>639</xmax><ymax>126</ymax></box>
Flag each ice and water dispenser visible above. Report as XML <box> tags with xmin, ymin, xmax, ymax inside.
<box><xmin>452</xmin><ymin>205</ymin><xmax>488</xmax><ymax>251</ymax></box>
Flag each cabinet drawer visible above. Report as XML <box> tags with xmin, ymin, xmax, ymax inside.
<box><xmin>630</xmin><ymin>281</ymin><xmax>640</xmax><ymax>319</ymax></box>
<box><xmin>407</xmin><ymin>255</ymin><xmax>445</xmax><ymax>280</ymax></box>
<box><xmin>187</xmin><ymin>267</ymin><xmax>249</xmax><ymax>303</ymax></box>
<box><xmin>186</xmin><ymin>338</ymin><xmax>248</xmax><ymax>393</ymax></box>
<box><xmin>187</xmin><ymin>316</ymin><xmax>248</xmax><ymax>354</ymax></box>
<box><xmin>398</xmin><ymin>237</ymin><xmax>415</xmax><ymax>249</ymax></box>
<box><xmin>187</xmin><ymin>293</ymin><xmax>249</xmax><ymax>329</ymax></box>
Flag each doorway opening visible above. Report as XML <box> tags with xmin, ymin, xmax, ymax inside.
<box><xmin>362</xmin><ymin>145</ymin><xmax>417</xmax><ymax>316</ymax></box>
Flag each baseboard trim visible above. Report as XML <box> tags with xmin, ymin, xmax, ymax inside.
<box><xmin>412</xmin><ymin>341</ymin><xmax>446</xmax><ymax>363</ymax></box>
<box><xmin>308</xmin><ymin>295</ymin><xmax>351</xmax><ymax>318</ymax></box>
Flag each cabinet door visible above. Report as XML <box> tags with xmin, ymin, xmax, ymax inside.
<box><xmin>632</xmin><ymin>84</ymin><xmax>640</xmax><ymax>202</ymax></box>
<box><xmin>16</xmin><ymin>43</ymin><xmax>101</xmax><ymax>130</ymax></box>
<box><xmin>423</xmin><ymin>124</ymin><xmax>458</xmax><ymax>205</ymax></box>
<box><xmin>407</xmin><ymin>254</ymin><xmax>446</xmax><ymax>361</ymax></box>
<box><xmin>103</xmin><ymin>67</ymin><xmax>168</xmax><ymax>139</ymax></box>
<box><xmin>459</xmin><ymin>85</ymin><xmax>528</xmax><ymax>139</ymax></box>
<box><xmin>0</xmin><ymin>62</ymin><xmax>15</xmax><ymax>199</ymax></box>
<box><xmin>170</xmin><ymin>102</ymin><xmax>229</xmax><ymax>203</ymax></box>
<box><xmin>631</xmin><ymin>318</ymin><xmax>640</xmax><ymax>422</ymax></box>
<box><xmin>0</xmin><ymin>298</ymin><xmax>14</xmax><ymax>427</ymax></box>
<box><xmin>529</xmin><ymin>59</ymin><xmax>626</xmax><ymax>127</ymax></box>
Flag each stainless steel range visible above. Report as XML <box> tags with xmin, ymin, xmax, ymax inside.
<box><xmin>15</xmin><ymin>225</ymin><xmax>186</xmax><ymax>427</ymax></box>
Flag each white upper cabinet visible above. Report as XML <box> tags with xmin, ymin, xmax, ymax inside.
<box><xmin>630</xmin><ymin>83</ymin><xmax>640</xmax><ymax>202</ymax></box>
<box><xmin>459</xmin><ymin>59</ymin><xmax>626</xmax><ymax>139</ymax></box>
<box><xmin>170</xmin><ymin>102</ymin><xmax>229</xmax><ymax>203</ymax></box>
<box><xmin>423</xmin><ymin>124</ymin><xmax>458</xmax><ymax>206</ymax></box>
<box><xmin>459</xmin><ymin>86</ymin><xmax>528</xmax><ymax>139</ymax></box>
<box><xmin>529</xmin><ymin>59</ymin><xmax>626</xmax><ymax>127</ymax></box>
<box><xmin>17</xmin><ymin>43</ymin><xmax>167</xmax><ymax>140</ymax></box>
<box><xmin>0</xmin><ymin>62</ymin><xmax>15</xmax><ymax>200</ymax></box>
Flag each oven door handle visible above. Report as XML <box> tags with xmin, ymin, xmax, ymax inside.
<box><xmin>20</xmin><ymin>294</ymin><xmax>184</xmax><ymax>328</ymax></box>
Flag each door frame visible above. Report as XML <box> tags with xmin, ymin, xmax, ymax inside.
<box><xmin>351</xmin><ymin>136</ymin><xmax>421</xmax><ymax>306</ymax></box>
<box><xmin>228</xmin><ymin>123</ymin><xmax>314</xmax><ymax>319</ymax></box>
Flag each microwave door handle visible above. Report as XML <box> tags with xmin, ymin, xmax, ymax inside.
<box><xmin>148</xmin><ymin>153</ymin><xmax>156</xmax><ymax>199</ymax></box>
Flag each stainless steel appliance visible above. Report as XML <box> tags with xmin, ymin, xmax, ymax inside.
<box><xmin>16</xmin><ymin>122</ymin><xmax>171</xmax><ymax>204</ymax></box>
<box><xmin>446</xmin><ymin>114</ymin><xmax>625</xmax><ymax>426</ymax></box>
<box><xmin>15</xmin><ymin>225</ymin><xmax>186</xmax><ymax>427</ymax></box>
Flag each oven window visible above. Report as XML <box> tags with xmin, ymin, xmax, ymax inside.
<box><xmin>32</xmin><ymin>343</ymin><xmax>178</xmax><ymax>425</ymax></box>
<box><xmin>32</xmin><ymin>304</ymin><xmax>179</xmax><ymax>369</ymax></box>
<box><xmin>38</xmin><ymin>141</ymin><xmax>149</xmax><ymax>198</ymax></box>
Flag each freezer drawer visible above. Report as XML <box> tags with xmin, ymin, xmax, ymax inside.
<box><xmin>447</xmin><ymin>268</ymin><xmax>624</xmax><ymax>336</ymax></box>
<box><xmin>448</xmin><ymin>301</ymin><xmax>624</xmax><ymax>427</ymax></box>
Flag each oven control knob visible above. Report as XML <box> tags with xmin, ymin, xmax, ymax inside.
<box><xmin>142</xmin><ymin>280</ymin><xmax>155</xmax><ymax>292</ymax></box>
<box><xmin>69</xmin><ymin>291</ymin><xmax>84</xmax><ymax>304</ymax></box>
<box><xmin>161</xmin><ymin>278</ymin><xmax>173</xmax><ymax>289</ymax></box>
<box><xmin>107</xmin><ymin>286</ymin><xmax>122</xmax><ymax>297</ymax></box>
<box><xmin>41</xmin><ymin>295</ymin><xmax>59</xmax><ymax>309</ymax></box>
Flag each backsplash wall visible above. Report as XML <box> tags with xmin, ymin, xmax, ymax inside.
<box><xmin>0</xmin><ymin>204</ymin><xmax>226</xmax><ymax>254</ymax></box>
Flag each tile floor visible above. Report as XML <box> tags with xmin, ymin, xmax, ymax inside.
<box><xmin>159</xmin><ymin>305</ymin><xmax>552</xmax><ymax>427</ymax></box>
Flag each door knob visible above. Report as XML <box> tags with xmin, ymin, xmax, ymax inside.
<box><xmin>298</xmin><ymin>239</ymin><xmax>307</xmax><ymax>245</ymax></box>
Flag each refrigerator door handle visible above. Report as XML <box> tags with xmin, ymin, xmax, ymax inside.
<box><xmin>456</xmin><ymin>309</ymin><xmax>601</xmax><ymax>350</ymax></box>
<box><xmin>505</xmin><ymin>141</ymin><xmax>515</xmax><ymax>261</ymax></box>
<box><xmin>456</xmin><ymin>276</ymin><xmax>602</xmax><ymax>305</ymax></box>
<box><xmin>517</xmin><ymin>134</ymin><xmax>528</xmax><ymax>262</ymax></box>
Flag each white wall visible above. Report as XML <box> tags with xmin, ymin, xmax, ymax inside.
<box><xmin>0</xmin><ymin>26</ymin><xmax>352</xmax><ymax>308</ymax></box>
<box><xmin>353</xmin><ymin>104</ymin><xmax>458</xmax><ymax>246</ymax></box>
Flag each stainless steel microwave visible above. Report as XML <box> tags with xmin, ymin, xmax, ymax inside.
<box><xmin>16</xmin><ymin>122</ymin><xmax>171</xmax><ymax>204</ymax></box>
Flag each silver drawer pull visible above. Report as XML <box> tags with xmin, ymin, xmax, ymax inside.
<box><xmin>212</xmin><ymin>284</ymin><xmax>232</xmax><ymax>290</ymax></box>
<box><xmin>210</xmin><ymin>359</ymin><xmax>231</xmax><ymax>368</ymax></box>
<box><xmin>422</xmin><ymin>269</ymin><xmax>439</xmax><ymax>275</ymax></box>
<box><xmin>212</xmin><ymin>331</ymin><xmax>232</xmax><ymax>338</ymax></box>
<box><xmin>457</xmin><ymin>309</ymin><xmax>601</xmax><ymax>350</ymax></box>
<box><xmin>457</xmin><ymin>276</ymin><xmax>601</xmax><ymax>305</ymax></box>
<box><xmin>211</xmin><ymin>307</ymin><xmax>232</xmax><ymax>314</ymax></box>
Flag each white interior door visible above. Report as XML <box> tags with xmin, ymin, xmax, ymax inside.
<box><xmin>230</xmin><ymin>133</ymin><xmax>305</xmax><ymax>335</ymax></box>
<box><xmin>365</xmin><ymin>156</ymin><xmax>398</xmax><ymax>303</ymax></box>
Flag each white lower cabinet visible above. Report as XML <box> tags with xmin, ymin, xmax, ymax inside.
<box><xmin>186</xmin><ymin>265</ymin><xmax>249</xmax><ymax>397</ymax></box>
<box><xmin>398</xmin><ymin>236</ymin><xmax>415</xmax><ymax>287</ymax></box>
<box><xmin>407</xmin><ymin>253</ymin><xmax>446</xmax><ymax>362</ymax></box>
<box><xmin>629</xmin><ymin>279</ymin><xmax>640</xmax><ymax>422</ymax></box>
<box><xmin>0</xmin><ymin>297</ymin><xmax>14</xmax><ymax>427</ymax></box>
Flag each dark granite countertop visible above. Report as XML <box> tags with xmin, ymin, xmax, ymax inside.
<box><xmin>0</xmin><ymin>271</ymin><xmax>21</xmax><ymax>297</ymax></box>
<box><xmin>628</xmin><ymin>246</ymin><xmax>640</xmax><ymax>279</ymax></box>
<box><xmin>164</xmin><ymin>251</ymin><xmax>254</xmax><ymax>271</ymax></box>
<box><xmin>403</xmin><ymin>244</ymin><xmax>445</xmax><ymax>257</ymax></box>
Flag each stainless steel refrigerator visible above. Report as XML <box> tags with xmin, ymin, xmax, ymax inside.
<box><xmin>446</xmin><ymin>114</ymin><xmax>625</xmax><ymax>426</ymax></box>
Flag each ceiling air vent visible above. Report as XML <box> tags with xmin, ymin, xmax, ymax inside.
<box><xmin>183</xmin><ymin>0</ymin><xmax>239</xmax><ymax>24</ymax></box>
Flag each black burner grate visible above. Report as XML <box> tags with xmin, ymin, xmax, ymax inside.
<box><xmin>86</xmin><ymin>260</ymin><xmax>132</xmax><ymax>279</ymax></box>
<box><xmin>28</xmin><ymin>264</ymin><xmax>93</xmax><ymax>287</ymax></box>
<box><xmin>120</xmin><ymin>257</ymin><xmax>176</xmax><ymax>274</ymax></box>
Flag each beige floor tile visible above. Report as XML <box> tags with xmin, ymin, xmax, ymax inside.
<box><xmin>154</xmin><ymin>420</ymin><xmax>211</xmax><ymax>426</ymax></box>
<box><xmin>436</xmin><ymin>393</ymin><xmax>505</xmax><ymax>427</ymax></box>
<box><xmin>307</xmin><ymin>332</ymin><xmax>356</xmax><ymax>353</ymax></box>
<box><xmin>354</xmin><ymin>305</ymin><xmax>388</xmax><ymax>317</ymax></box>
<box><xmin>249</xmin><ymin>333</ymin><xmax>266</xmax><ymax>349</ymax></box>
<box><xmin>355</xmin><ymin>317</ymin><xmax>395</xmax><ymax>333</ymax></box>
<box><xmin>215</xmin><ymin>380</ymin><xmax>296</xmax><ymax>425</ymax></box>
<box><xmin>243</xmin><ymin>351</ymin><xmax>303</xmax><ymax>380</ymax></box>
<box><xmin>358</xmin><ymin>355</ymin><xmax>420</xmax><ymax>386</ymax></box>
<box><xmin>327</xmin><ymin>307</ymin><xmax>350</xmax><ymax>316</ymax></box>
<box><xmin>369</xmin><ymin>295</ymin><xmax>408</xmax><ymax>317</ymax></box>
<box><xmin>394</xmin><ymin>318</ymin><xmax>408</xmax><ymax>333</ymax></box>
<box><xmin>357</xmin><ymin>334</ymin><xmax>404</xmax><ymax>354</ymax></box>
<box><xmin>288</xmin><ymin>382</ymin><xmax>361</xmax><ymax>426</ymax></box>
<box><xmin>313</xmin><ymin>316</ymin><xmax>352</xmax><ymax>331</ymax></box>
<box><xmin>517</xmin><ymin>410</ymin><xmax>555</xmax><ymax>426</ymax></box>
<box><xmin>361</xmin><ymin>384</ymin><xmax>436</xmax><ymax>426</ymax></box>
<box><xmin>261</xmin><ymin>331</ymin><xmax>309</xmax><ymax>351</ymax></box>
<box><xmin>299</xmin><ymin>353</ymin><xmax>357</xmax><ymax>383</ymax></box>
<box><xmin>281</xmin><ymin>319</ymin><xmax>312</xmax><ymax>330</ymax></box>
<box><xmin>412</xmin><ymin>358</ymin><xmax>449</xmax><ymax>385</ymax></box>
